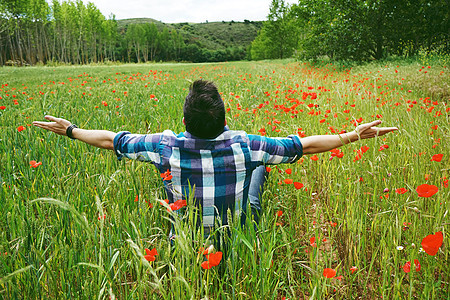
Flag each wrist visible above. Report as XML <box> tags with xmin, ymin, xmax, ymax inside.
<box><xmin>66</xmin><ymin>124</ymin><xmax>78</xmax><ymax>139</ymax></box>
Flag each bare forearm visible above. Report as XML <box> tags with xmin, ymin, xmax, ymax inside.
<box><xmin>300</xmin><ymin>120</ymin><xmax>398</xmax><ymax>155</ymax></box>
<box><xmin>301</xmin><ymin>131</ymin><xmax>359</xmax><ymax>154</ymax></box>
<box><xmin>71</xmin><ymin>128</ymin><xmax>116</xmax><ymax>150</ymax></box>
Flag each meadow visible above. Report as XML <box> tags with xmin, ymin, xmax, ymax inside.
<box><xmin>0</xmin><ymin>59</ymin><xmax>448</xmax><ymax>299</ymax></box>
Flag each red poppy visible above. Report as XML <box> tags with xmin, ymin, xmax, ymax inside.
<box><xmin>29</xmin><ymin>160</ymin><xmax>42</xmax><ymax>168</ymax></box>
<box><xmin>402</xmin><ymin>259</ymin><xmax>421</xmax><ymax>273</ymax></box>
<box><xmin>416</xmin><ymin>184</ymin><xmax>438</xmax><ymax>197</ymax></box>
<box><xmin>430</xmin><ymin>154</ymin><xmax>443</xmax><ymax>162</ymax></box>
<box><xmin>310</xmin><ymin>155</ymin><xmax>319</xmax><ymax>161</ymax></box>
<box><xmin>309</xmin><ymin>236</ymin><xmax>316</xmax><ymax>247</ymax></box>
<box><xmin>323</xmin><ymin>268</ymin><xmax>336</xmax><ymax>278</ymax></box>
<box><xmin>421</xmin><ymin>231</ymin><xmax>443</xmax><ymax>256</ymax></box>
<box><xmin>284</xmin><ymin>178</ymin><xmax>293</xmax><ymax>184</ymax></box>
<box><xmin>161</xmin><ymin>169</ymin><xmax>173</xmax><ymax>181</ymax></box>
<box><xmin>266</xmin><ymin>166</ymin><xmax>272</xmax><ymax>172</ymax></box>
<box><xmin>276</xmin><ymin>210</ymin><xmax>283</xmax><ymax>217</ymax></box>
<box><xmin>285</xmin><ymin>168</ymin><xmax>292</xmax><ymax>175</ymax></box>
<box><xmin>135</xmin><ymin>195</ymin><xmax>139</xmax><ymax>202</ymax></box>
<box><xmin>144</xmin><ymin>248</ymin><xmax>158</xmax><ymax>261</ymax></box>
<box><xmin>17</xmin><ymin>125</ymin><xmax>25</xmax><ymax>132</ymax></box>
<box><xmin>395</xmin><ymin>188</ymin><xmax>408</xmax><ymax>194</ymax></box>
<box><xmin>168</xmin><ymin>199</ymin><xmax>187</xmax><ymax>211</ymax></box>
<box><xmin>0</xmin><ymin>106</ymin><xmax>6</xmax><ymax>110</ymax></box>
<box><xmin>294</xmin><ymin>182</ymin><xmax>304</xmax><ymax>190</ymax></box>
<box><xmin>350</xmin><ymin>266</ymin><xmax>357</xmax><ymax>274</ymax></box>
<box><xmin>201</xmin><ymin>251</ymin><xmax>223</xmax><ymax>269</ymax></box>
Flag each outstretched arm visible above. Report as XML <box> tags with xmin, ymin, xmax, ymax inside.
<box><xmin>300</xmin><ymin>120</ymin><xmax>398</xmax><ymax>155</ymax></box>
<box><xmin>33</xmin><ymin>115</ymin><xmax>116</xmax><ymax>150</ymax></box>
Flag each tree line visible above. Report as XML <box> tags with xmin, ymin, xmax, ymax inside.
<box><xmin>0</xmin><ymin>0</ymin><xmax>246</xmax><ymax>66</ymax></box>
<box><xmin>250</xmin><ymin>0</ymin><xmax>449</xmax><ymax>61</ymax></box>
<box><xmin>1</xmin><ymin>0</ymin><xmax>448</xmax><ymax>66</ymax></box>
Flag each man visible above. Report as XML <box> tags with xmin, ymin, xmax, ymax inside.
<box><xmin>33</xmin><ymin>80</ymin><xmax>398</xmax><ymax>234</ymax></box>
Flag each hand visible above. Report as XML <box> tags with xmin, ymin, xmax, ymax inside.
<box><xmin>355</xmin><ymin>120</ymin><xmax>398</xmax><ymax>140</ymax></box>
<box><xmin>32</xmin><ymin>115</ymin><xmax>72</xmax><ymax>136</ymax></box>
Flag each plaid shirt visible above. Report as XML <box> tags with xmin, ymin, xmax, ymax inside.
<box><xmin>113</xmin><ymin>127</ymin><xmax>303</xmax><ymax>228</ymax></box>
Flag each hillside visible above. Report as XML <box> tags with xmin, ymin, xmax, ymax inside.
<box><xmin>117</xmin><ymin>18</ymin><xmax>263</xmax><ymax>51</ymax></box>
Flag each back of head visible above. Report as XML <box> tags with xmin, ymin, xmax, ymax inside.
<box><xmin>183</xmin><ymin>80</ymin><xmax>225</xmax><ymax>139</ymax></box>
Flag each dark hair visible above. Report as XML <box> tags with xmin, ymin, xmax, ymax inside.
<box><xmin>183</xmin><ymin>80</ymin><xmax>225</xmax><ymax>138</ymax></box>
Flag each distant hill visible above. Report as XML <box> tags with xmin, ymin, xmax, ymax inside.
<box><xmin>117</xmin><ymin>18</ymin><xmax>263</xmax><ymax>51</ymax></box>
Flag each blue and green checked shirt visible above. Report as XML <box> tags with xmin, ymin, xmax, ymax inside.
<box><xmin>113</xmin><ymin>127</ymin><xmax>303</xmax><ymax>228</ymax></box>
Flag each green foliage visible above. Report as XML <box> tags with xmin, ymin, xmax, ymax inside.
<box><xmin>250</xmin><ymin>0</ymin><xmax>298</xmax><ymax>60</ymax></box>
<box><xmin>291</xmin><ymin>0</ymin><xmax>449</xmax><ymax>61</ymax></box>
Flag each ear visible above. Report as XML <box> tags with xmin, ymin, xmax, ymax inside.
<box><xmin>224</xmin><ymin>119</ymin><xmax>227</xmax><ymax>126</ymax></box>
<box><xmin>182</xmin><ymin>117</ymin><xmax>186</xmax><ymax>126</ymax></box>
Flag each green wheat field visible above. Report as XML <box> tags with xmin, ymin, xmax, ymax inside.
<box><xmin>0</xmin><ymin>59</ymin><xmax>448</xmax><ymax>299</ymax></box>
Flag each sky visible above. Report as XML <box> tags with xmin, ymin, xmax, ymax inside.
<box><xmin>60</xmin><ymin>0</ymin><xmax>298</xmax><ymax>23</ymax></box>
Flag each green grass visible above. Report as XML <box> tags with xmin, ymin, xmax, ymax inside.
<box><xmin>0</xmin><ymin>59</ymin><xmax>448</xmax><ymax>299</ymax></box>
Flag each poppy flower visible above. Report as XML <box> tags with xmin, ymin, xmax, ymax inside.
<box><xmin>161</xmin><ymin>169</ymin><xmax>173</xmax><ymax>181</ymax></box>
<box><xmin>276</xmin><ymin>210</ymin><xmax>283</xmax><ymax>217</ymax></box>
<box><xmin>144</xmin><ymin>248</ymin><xmax>158</xmax><ymax>261</ymax></box>
<box><xmin>29</xmin><ymin>160</ymin><xmax>42</xmax><ymax>168</ymax></box>
<box><xmin>0</xmin><ymin>106</ymin><xmax>5</xmax><ymax>110</ymax></box>
<box><xmin>310</xmin><ymin>155</ymin><xmax>319</xmax><ymax>161</ymax></box>
<box><xmin>416</xmin><ymin>184</ymin><xmax>438</xmax><ymax>197</ymax></box>
<box><xmin>284</xmin><ymin>178</ymin><xmax>293</xmax><ymax>184</ymax></box>
<box><xmin>285</xmin><ymin>168</ymin><xmax>292</xmax><ymax>175</ymax></box>
<box><xmin>323</xmin><ymin>268</ymin><xmax>336</xmax><ymax>278</ymax></box>
<box><xmin>294</xmin><ymin>182</ymin><xmax>304</xmax><ymax>190</ymax></box>
<box><xmin>266</xmin><ymin>166</ymin><xmax>272</xmax><ymax>172</ymax></box>
<box><xmin>395</xmin><ymin>188</ymin><xmax>408</xmax><ymax>194</ymax></box>
<box><xmin>17</xmin><ymin>125</ymin><xmax>25</xmax><ymax>132</ymax></box>
<box><xmin>201</xmin><ymin>251</ymin><xmax>223</xmax><ymax>269</ymax></box>
<box><xmin>309</xmin><ymin>236</ymin><xmax>316</xmax><ymax>247</ymax></box>
<box><xmin>430</xmin><ymin>154</ymin><xmax>443</xmax><ymax>162</ymax></box>
<box><xmin>350</xmin><ymin>266</ymin><xmax>357</xmax><ymax>274</ymax></box>
<box><xmin>402</xmin><ymin>259</ymin><xmax>421</xmax><ymax>273</ymax></box>
<box><xmin>421</xmin><ymin>231</ymin><xmax>443</xmax><ymax>256</ymax></box>
<box><xmin>168</xmin><ymin>199</ymin><xmax>187</xmax><ymax>211</ymax></box>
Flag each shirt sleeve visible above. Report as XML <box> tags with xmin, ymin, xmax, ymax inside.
<box><xmin>247</xmin><ymin>134</ymin><xmax>303</xmax><ymax>165</ymax></box>
<box><xmin>113</xmin><ymin>131</ymin><xmax>163</xmax><ymax>164</ymax></box>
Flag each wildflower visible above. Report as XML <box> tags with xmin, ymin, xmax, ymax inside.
<box><xmin>201</xmin><ymin>251</ymin><xmax>223</xmax><ymax>269</ymax></box>
<box><xmin>310</xmin><ymin>155</ymin><xmax>319</xmax><ymax>161</ymax></box>
<box><xmin>421</xmin><ymin>231</ymin><xmax>443</xmax><ymax>256</ymax></box>
<box><xmin>378</xmin><ymin>144</ymin><xmax>389</xmax><ymax>151</ymax></box>
<box><xmin>416</xmin><ymin>184</ymin><xmax>438</xmax><ymax>197</ymax></box>
<box><xmin>350</xmin><ymin>266</ymin><xmax>357</xmax><ymax>274</ymax></box>
<box><xmin>276</xmin><ymin>210</ymin><xmax>283</xmax><ymax>217</ymax></box>
<box><xmin>309</xmin><ymin>236</ymin><xmax>316</xmax><ymax>247</ymax></box>
<box><xmin>395</xmin><ymin>188</ymin><xmax>408</xmax><ymax>194</ymax></box>
<box><xmin>284</xmin><ymin>178</ymin><xmax>293</xmax><ymax>184</ymax></box>
<box><xmin>29</xmin><ymin>160</ymin><xmax>42</xmax><ymax>168</ymax></box>
<box><xmin>135</xmin><ymin>195</ymin><xmax>139</xmax><ymax>202</ymax></box>
<box><xmin>161</xmin><ymin>169</ymin><xmax>173</xmax><ymax>181</ymax></box>
<box><xmin>323</xmin><ymin>268</ymin><xmax>336</xmax><ymax>278</ymax></box>
<box><xmin>396</xmin><ymin>246</ymin><xmax>404</xmax><ymax>251</ymax></box>
<box><xmin>430</xmin><ymin>154</ymin><xmax>443</xmax><ymax>162</ymax></box>
<box><xmin>266</xmin><ymin>166</ymin><xmax>272</xmax><ymax>172</ymax></box>
<box><xmin>168</xmin><ymin>199</ymin><xmax>187</xmax><ymax>212</ymax></box>
<box><xmin>17</xmin><ymin>125</ymin><xmax>25</xmax><ymax>132</ymax></box>
<box><xmin>402</xmin><ymin>259</ymin><xmax>421</xmax><ymax>273</ymax></box>
<box><xmin>383</xmin><ymin>188</ymin><xmax>389</xmax><ymax>193</ymax></box>
<box><xmin>144</xmin><ymin>248</ymin><xmax>158</xmax><ymax>261</ymax></box>
<box><xmin>293</xmin><ymin>182</ymin><xmax>304</xmax><ymax>190</ymax></box>
<box><xmin>0</xmin><ymin>106</ymin><xmax>5</xmax><ymax>110</ymax></box>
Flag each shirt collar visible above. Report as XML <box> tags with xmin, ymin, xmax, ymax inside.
<box><xmin>184</xmin><ymin>126</ymin><xmax>229</xmax><ymax>139</ymax></box>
